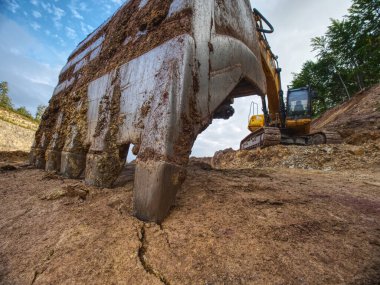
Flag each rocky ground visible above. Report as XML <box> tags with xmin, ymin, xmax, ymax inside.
<box><xmin>0</xmin><ymin>86</ymin><xmax>379</xmax><ymax>284</ymax></box>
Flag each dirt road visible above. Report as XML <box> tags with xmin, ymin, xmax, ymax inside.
<box><xmin>0</xmin><ymin>160</ymin><xmax>379</xmax><ymax>284</ymax></box>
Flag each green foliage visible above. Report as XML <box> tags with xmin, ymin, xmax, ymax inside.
<box><xmin>15</xmin><ymin>106</ymin><xmax>34</xmax><ymax>120</ymax></box>
<box><xmin>292</xmin><ymin>0</ymin><xmax>380</xmax><ymax>116</ymax></box>
<box><xmin>0</xmin><ymin>81</ymin><xmax>13</xmax><ymax>109</ymax></box>
<box><xmin>0</xmin><ymin>80</ymin><xmax>40</xmax><ymax>122</ymax></box>
<box><xmin>35</xmin><ymin>104</ymin><xmax>47</xmax><ymax>121</ymax></box>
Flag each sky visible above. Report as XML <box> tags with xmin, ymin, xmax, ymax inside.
<box><xmin>0</xmin><ymin>0</ymin><xmax>352</xmax><ymax>157</ymax></box>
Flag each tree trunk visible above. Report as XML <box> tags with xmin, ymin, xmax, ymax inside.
<box><xmin>336</xmin><ymin>70</ymin><xmax>350</xmax><ymax>99</ymax></box>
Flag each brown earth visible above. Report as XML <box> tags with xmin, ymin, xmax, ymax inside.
<box><xmin>0</xmin><ymin>86</ymin><xmax>379</xmax><ymax>284</ymax></box>
<box><xmin>0</xmin><ymin>161</ymin><xmax>379</xmax><ymax>284</ymax></box>
<box><xmin>311</xmin><ymin>84</ymin><xmax>380</xmax><ymax>145</ymax></box>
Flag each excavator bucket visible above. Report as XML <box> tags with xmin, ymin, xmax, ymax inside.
<box><xmin>30</xmin><ymin>0</ymin><xmax>267</xmax><ymax>222</ymax></box>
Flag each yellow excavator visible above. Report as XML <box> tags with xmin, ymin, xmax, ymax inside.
<box><xmin>240</xmin><ymin>9</ymin><xmax>341</xmax><ymax>150</ymax></box>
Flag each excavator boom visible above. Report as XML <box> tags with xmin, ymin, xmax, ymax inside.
<box><xmin>240</xmin><ymin>9</ymin><xmax>341</xmax><ymax>150</ymax></box>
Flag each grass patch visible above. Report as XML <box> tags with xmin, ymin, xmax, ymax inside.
<box><xmin>0</xmin><ymin>107</ymin><xmax>39</xmax><ymax>131</ymax></box>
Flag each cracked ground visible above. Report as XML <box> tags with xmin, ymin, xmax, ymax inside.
<box><xmin>0</xmin><ymin>161</ymin><xmax>379</xmax><ymax>285</ymax></box>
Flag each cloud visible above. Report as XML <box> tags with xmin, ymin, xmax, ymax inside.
<box><xmin>40</xmin><ymin>2</ymin><xmax>53</xmax><ymax>13</ymax></box>
<box><xmin>30</xmin><ymin>0</ymin><xmax>39</xmax><ymax>6</ymax></box>
<box><xmin>80</xmin><ymin>21</ymin><xmax>94</xmax><ymax>36</ymax></box>
<box><xmin>38</xmin><ymin>2</ymin><xmax>65</xmax><ymax>29</ymax></box>
<box><xmin>65</xmin><ymin>27</ymin><xmax>77</xmax><ymax>39</ymax></box>
<box><xmin>0</xmin><ymin>15</ymin><xmax>65</xmax><ymax>113</ymax></box>
<box><xmin>32</xmin><ymin>10</ymin><xmax>42</xmax><ymax>18</ymax></box>
<box><xmin>68</xmin><ymin>0</ymin><xmax>88</xmax><ymax>20</ymax></box>
<box><xmin>30</xmin><ymin>22</ymin><xmax>41</xmax><ymax>31</ymax></box>
<box><xmin>4</xmin><ymin>0</ymin><xmax>20</xmax><ymax>13</ymax></box>
<box><xmin>52</xmin><ymin>6</ymin><xmax>65</xmax><ymax>29</ymax></box>
<box><xmin>251</xmin><ymin>0</ymin><xmax>351</xmax><ymax>88</ymax></box>
<box><xmin>52</xmin><ymin>34</ymin><xmax>65</xmax><ymax>46</ymax></box>
<box><xmin>192</xmin><ymin>96</ymin><xmax>262</xmax><ymax>157</ymax></box>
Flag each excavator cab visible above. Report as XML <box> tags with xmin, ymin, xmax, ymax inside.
<box><xmin>285</xmin><ymin>87</ymin><xmax>313</xmax><ymax>135</ymax></box>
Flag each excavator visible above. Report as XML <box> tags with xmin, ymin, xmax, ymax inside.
<box><xmin>32</xmin><ymin>0</ymin><xmax>342</xmax><ymax>222</ymax></box>
<box><xmin>240</xmin><ymin>9</ymin><xmax>342</xmax><ymax>150</ymax></box>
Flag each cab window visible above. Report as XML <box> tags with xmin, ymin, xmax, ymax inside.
<box><xmin>287</xmin><ymin>89</ymin><xmax>310</xmax><ymax>117</ymax></box>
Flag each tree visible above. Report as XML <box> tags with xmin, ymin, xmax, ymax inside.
<box><xmin>16</xmin><ymin>106</ymin><xmax>34</xmax><ymax>120</ymax></box>
<box><xmin>0</xmin><ymin>81</ymin><xmax>13</xmax><ymax>109</ymax></box>
<box><xmin>35</xmin><ymin>104</ymin><xmax>47</xmax><ymax>121</ymax></box>
<box><xmin>292</xmin><ymin>0</ymin><xmax>380</xmax><ymax>117</ymax></box>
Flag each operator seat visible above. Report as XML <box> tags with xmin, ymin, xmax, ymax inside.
<box><xmin>294</xmin><ymin>100</ymin><xmax>304</xmax><ymax>114</ymax></box>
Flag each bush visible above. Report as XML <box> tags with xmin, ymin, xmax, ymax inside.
<box><xmin>0</xmin><ymin>81</ymin><xmax>13</xmax><ymax>110</ymax></box>
<box><xmin>15</xmin><ymin>107</ymin><xmax>34</xmax><ymax>120</ymax></box>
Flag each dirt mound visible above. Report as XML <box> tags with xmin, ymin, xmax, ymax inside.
<box><xmin>311</xmin><ymin>84</ymin><xmax>380</xmax><ymax>144</ymax></box>
<box><xmin>211</xmin><ymin>142</ymin><xmax>380</xmax><ymax>171</ymax></box>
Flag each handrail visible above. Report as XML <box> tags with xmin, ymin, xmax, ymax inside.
<box><xmin>253</xmin><ymin>8</ymin><xmax>274</xmax><ymax>34</ymax></box>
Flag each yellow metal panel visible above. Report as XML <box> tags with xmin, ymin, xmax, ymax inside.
<box><xmin>286</xmin><ymin>119</ymin><xmax>311</xmax><ymax>135</ymax></box>
<box><xmin>248</xmin><ymin>114</ymin><xmax>265</xmax><ymax>132</ymax></box>
<box><xmin>257</xmin><ymin>33</ymin><xmax>280</xmax><ymax>116</ymax></box>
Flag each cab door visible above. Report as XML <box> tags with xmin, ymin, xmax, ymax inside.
<box><xmin>285</xmin><ymin>87</ymin><xmax>312</xmax><ymax>135</ymax></box>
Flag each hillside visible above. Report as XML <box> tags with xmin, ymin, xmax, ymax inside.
<box><xmin>312</xmin><ymin>84</ymin><xmax>380</xmax><ymax>144</ymax></box>
<box><xmin>0</xmin><ymin>108</ymin><xmax>38</xmax><ymax>152</ymax></box>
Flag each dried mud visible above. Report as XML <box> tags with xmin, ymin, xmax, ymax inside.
<box><xmin>0</xmin><ymin>162</ymin><xmax>379</xmax><ymax>284</ymax></box>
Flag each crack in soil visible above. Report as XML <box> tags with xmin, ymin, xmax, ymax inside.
<box><xmin>30</xmin><ymin>249</ymin><xmax>55</xmax><ymax>285</ymax></box>
<box><xmin>138</xmin><ymin>224</ymin><xmax>170</xmax><ymax>285</ymax></box>
<box><xmin>159</xmin><ymin>224</ymin><xmax>171</xmax><ymax>248</ymax></box>
<box><xmin>30</xmin><ymin>271</ymin><xmax>38</xmax><ymax>285</ymax></box>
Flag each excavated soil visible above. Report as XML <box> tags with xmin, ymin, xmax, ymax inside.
<box><xmin>312</xmin><ymin>84</ymin><xmax>380</xmax><ymax>145</ymax></box>
<box><xmin>0</xmin><ymin>162</ymin><xmax>379</xmax><ymax>284</ymax></box>
<box><xmin>211</xmin><ymin>142</ymin><xmax>380</xmax><ymax>171</ymax></box>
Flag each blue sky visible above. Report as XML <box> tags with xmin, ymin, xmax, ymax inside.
<box><xmin>0</xmin><ymin>0</ymin><xmax>123</xmax><ymax>113</ymax></box>
<box><xmin>0</xmin><ymin>0</ymin><xmax>352</xmax><ymax>157</ymax></box>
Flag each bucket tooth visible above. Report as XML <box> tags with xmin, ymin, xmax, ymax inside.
<box><xmin>85</xmin><ymin>152</ymin><xmax>125</xmax><ymax>188</ymax></box>
<box><xmin>45</xmin><ymin>150</ymin><xmax>61</xmax><ymax>172</ymax></box>
<box><xmin>133</xmin><ymin>161</ymin><xmax>186</xmax><ymax>223</ymax></box>
<box><xmin>30</xmin><ymin>148</ymin><xmax>46</xmax><ymax>169</ymax></box>
<box><xmin>60</xmin><ymin>151</ymin><xmax>86</xmax><ymax>179</ymax></box>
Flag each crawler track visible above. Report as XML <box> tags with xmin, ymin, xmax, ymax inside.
<box><xmin>240</xmin><ymin>127</ymin><xmax>281</xmax><ymax>150</ymax></box>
